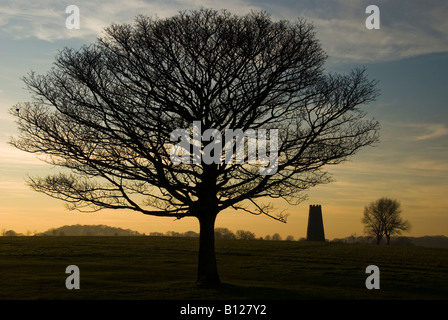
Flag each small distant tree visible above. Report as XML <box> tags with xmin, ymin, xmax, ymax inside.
<box><xmin>362</xmin><ymin>197</ymin><xmax>411</xmax><ymax>245</ymax></box>
<box><xmin>184</xmin><ymin>231</ymin><xmax>199</xmax><ymax>238</ymax></box>
<box><xmin>214</xmin><ymin>228</ymin><xmax>235</xmax><ymax>239</ymax></box>
<box><xmin>271</xmin><ymin>233</ymin><xmax>282</xmax><ymax>241</ymax></box>
<box><xmin>235</xmin><ymin>230</ymin><xmax>256</xmax><ymax>240</ymax></box>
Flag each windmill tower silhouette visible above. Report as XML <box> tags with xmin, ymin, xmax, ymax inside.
<box><xmin>306</xmin><ymin>205</ymin><xmax>325</xmax><ymax>242</ymax></box>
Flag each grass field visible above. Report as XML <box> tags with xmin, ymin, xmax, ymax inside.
<box><xmin>0</xmin><ymin>236</ymin><xmax>447</xmax><ymax>300</ymax></box>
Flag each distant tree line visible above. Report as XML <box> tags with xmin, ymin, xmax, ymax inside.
<box><xmin>1</xmin><ymin>225</ymin><xmax>296</xmax><ymax>240</ymax></box>
<box><xmin>154</xmin><ymin>228</ymin><xmax>297</xmax><ymax>241</ymax></box>
<box><xmin>331</xmin><ymin>234</ymin><xmax>448</xmax><ymax>248</ymax></box>
<box><xmin>2</xmin><ymin>225</ymin><xmax>447</xmax><ymax>248</ymax></box>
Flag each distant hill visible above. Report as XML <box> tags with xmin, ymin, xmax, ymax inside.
<box><xmin>406</xmin><ymin>236</ymin><xmax>448</xmax><ymax>249</ymax></box>
<box><xmin>38</xmin><ymin>224</ymin><xmax>144</xmax><ymax>236</ymax></box>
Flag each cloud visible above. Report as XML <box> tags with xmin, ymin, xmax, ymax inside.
<box><xmin>261</xmin><ymin>0</ymin><xmax>448</xmax><ymax>63</ymax></box>
<box><xmin>1</xmin><ymin>0</ymin><xmax>447</xmax><ymax>63</ymax></box>
<box><xmin>401</xmin><ymin>158</ymin><xmax>448</xmax><ymax>173</ymax></box>
<box><xmin>0</xmin><ymin>0</ymin><xmax>259</xmax><ymax>42</ymax></box>
<box><xmin>378</xmin><ymin>121</ymin><xmax>448</xmax><ymax>144</ymax></box>
<box><xmin>0</xmin><ymin>0</ymin><xmax>132</xmax><ymax>41</ymax></box>
<box><xmin>416</xmin><ymin>123</ymin><xmax>448</xmax><ymax>141</ymax></box>
<box><xmin>0</xmin><ymin>140</ymin><xmax>44</xmax><ymax>166</ymax></box>
<box><xmin>389</xmin><ymin>122</ymin><xmax>448</xmax><ymax>141</ymax></box>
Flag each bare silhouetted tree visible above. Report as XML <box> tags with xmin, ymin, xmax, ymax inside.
<box><xmin>214</xmin><ymin>228</ymin><xmax>235</xmax><ymax>239</ymax></box>
<box><xmin>362</xmin><ymin>197</ymin><xmax>411</xmax><ymax>245</ymax></box>
<box><xmin>271</xmin><ymin>233</ymin><xmax>282</xmax><ymax>241</ymax></box>
<box><xmin>235</xmin><ymin>230</ymin><xmax>256</xmax><ymax>240</ymax></box>
<box><xmin>10</xmin><ymin>9</ymin><xmax>379</xmax><ymax>284</ymax></box>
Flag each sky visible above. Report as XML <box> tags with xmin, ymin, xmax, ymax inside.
<box><xmin>0</xmin><ymin>0</ymin><xmax>447</xmax><ymax>239</ymax></box>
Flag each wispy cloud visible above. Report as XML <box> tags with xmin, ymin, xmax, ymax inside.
<box><xmin>0</xmin><ymin>140</ymin><xmax>44</xmax><ymax>166</ymax></box>
<box><xmin>1</xmin><ymin>0</ymin><xmax>447</xmax><ymax>62</ymax></box>
<box><xmin>416</xmin><ymin>123</ymin><xmax>448</xmax><ymax>141</ymax></box>
<box><xmin>387</xmin><ymin>122</ymin><xmax>448</xmax><ymax>141</ymax></box>
<box><xmin>0</xmin><ymin>0</ymin><xmax>259</xmax><ymax>42</ymax></box>
<box><xmin>263</xmin><ymin>0</ymin><xmax>448</xmax><ymax>63</ymax></box>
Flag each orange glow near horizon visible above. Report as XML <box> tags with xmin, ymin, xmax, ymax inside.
<box><xmin>1</xmin><ymin>113</ymin><xmax>447</xmax><ymax>239</ymax></box>
<box><xmin>2</xmin><ymin>165</ymin><xmax>447</xmax><ymax>240</ymax></box>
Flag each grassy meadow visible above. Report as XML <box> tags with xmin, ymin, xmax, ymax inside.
<box><xmin>0</xmin><ymin>236</ymin><xmax>447</xmax><ymax>300</ymax></box>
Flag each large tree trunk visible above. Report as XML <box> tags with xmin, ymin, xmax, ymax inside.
<box><xmin>197</xmin><ymin>211</ymin><xmax>220</xmax><ymax>285</ymax></box>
